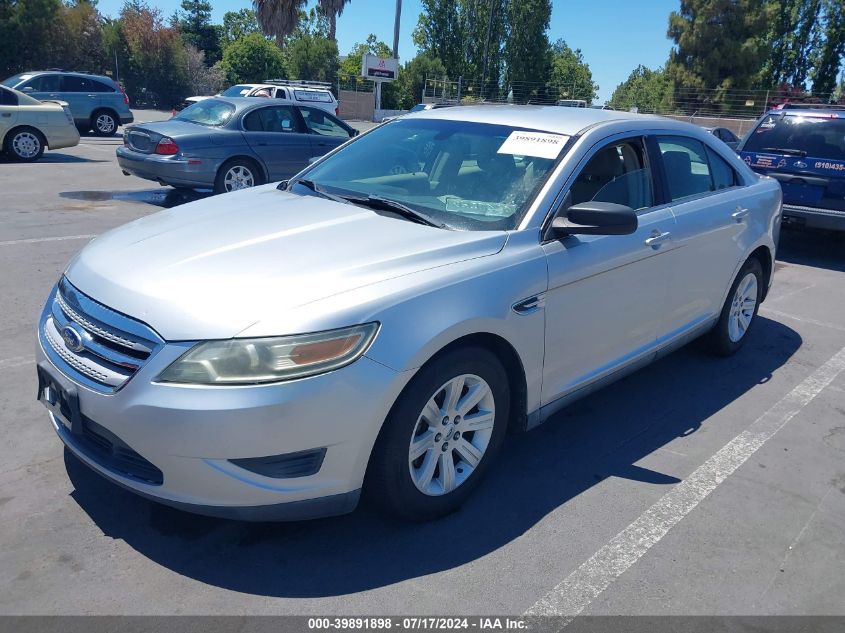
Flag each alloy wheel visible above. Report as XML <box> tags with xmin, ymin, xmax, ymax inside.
<box><xmin>728</xmin><ymin>272</ymin><xmax>758</xmax><ymax>343</ymax></box>
<box><xmin>408</xmin><ymin>373</ymin><xmax>496</xmax><ymax>496</ymax></box>
<box><xmin>12</xmin><ymin>131</ymin><xmax>41</xmax><ymax>159</ymax></box>
<box><xmin>223</xmin><ymin>165</ymin><xmax>255</xmax><ymax>192</ymax></box>
<box><xmin>95</xmin><ymin>114</ymin><xmax>116</xmax><ymax>134</ymax></box>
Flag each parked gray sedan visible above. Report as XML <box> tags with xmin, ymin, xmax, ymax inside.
<box><xmin>116</xmin><ymin>97</ymin><xmax>357</xmax><ymax>193</ymax></box>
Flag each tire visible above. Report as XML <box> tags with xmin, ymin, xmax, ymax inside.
<box><xmin>91</xmin><ymin>110</ymin><xmax>118</xmax><ymax>136</ymax></box>
<box><xmin>705</xmin><ymin>257</ymin><xmax>764</xmax><ymax>356</ymax></box>
<box><xmin>213</xmin><ymin>158</ymin><xmax>263</xmax><ymax>194</ymax></box>
<box><xmin>4</xmin><ymin>127</ymin><xmax>46</xmax><ymax>162</ymax></box>
<box><xmin>366</xmin><ymin>346</ymin><xmax>510</xmax><ymax>521</ymax></box>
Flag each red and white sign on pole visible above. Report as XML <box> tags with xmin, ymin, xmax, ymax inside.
<box><xmin>361</xmin><ymin>54</ymin><xmax>398</xmax><ymax>82</ymax></box>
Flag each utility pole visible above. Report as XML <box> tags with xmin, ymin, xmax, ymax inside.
<box><xmin>392</xmin><ymin>0</ymin><xmax>402</xmax><ymax>60</ymax></box>
<box><xmin>480</xmin><ymin>0</ymin><xmax>497</xmax><ymax>100</ymax></box>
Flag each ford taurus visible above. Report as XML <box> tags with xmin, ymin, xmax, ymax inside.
<box><xmin>36</xmin><ymin>105</ymin><xmax>782</xmax><ymax>521</ymax></box>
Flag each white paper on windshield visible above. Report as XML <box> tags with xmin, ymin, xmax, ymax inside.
<box><xmin>497</xmin><ymin>131</ymin><xmax>569</xmax><ymax>159</ymax></box>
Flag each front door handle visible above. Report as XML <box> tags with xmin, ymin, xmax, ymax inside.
<box><xmin>644</xmin><ymin>230</ymin><xmax>671</xmax><ymax>249</ymax></box>
<box><xmin>732</xmin><ymin>207</ymin><xmax>749</xmax><ymax>222</ymax></box>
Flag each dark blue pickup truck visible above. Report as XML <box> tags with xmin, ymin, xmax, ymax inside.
<box><xmin>738</xmin><ymin>105</ymin><xmax>845</xmax><ymax>231</ymax></box>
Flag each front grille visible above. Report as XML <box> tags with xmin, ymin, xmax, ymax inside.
<box><xmin>63</xmin><ymin>414</ymin><xmax>163</xmax><ymax>485</ymax></box>
<box><xmin>40</xmin><ymin>278</ymin><xmax>163</xmax><ymax>393</ymax></box>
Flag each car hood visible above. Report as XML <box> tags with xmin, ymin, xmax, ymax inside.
<box><xmin>65</xmin><ymin>185</ymin><xmax>507</xmax><ymax>340</ymax></box>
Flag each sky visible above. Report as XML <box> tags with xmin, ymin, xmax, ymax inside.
<box><xmin>95</xmin><ymin>0</ymin><xmax>679</xmax><ymax>103</ymax></box>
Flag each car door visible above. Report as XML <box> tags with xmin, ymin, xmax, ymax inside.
<box><xmin>299</xmin><ymin>105</ymin><xmax>354</xmax><ymax>157</ymax></box>
<box><xmin>0</xmin><ymin>87</ymin><xmax>18</xmax><ymax>138</ymax></box>
<box><xmin>653</xmin><ymin>135</ymin><xmax>750</xmax><ymax>339</ymax></box>
<box><xmin>240</xmin><ymin>105</ymin><xmax>313</xmax><ymax>179</ymax></box>
<box><xmin>17</xmin><ymin>73</ymin><xmax>61</xmax><ymax>104</ymax></box>
<box><xmin>541</xmin><ymin>135</ymin><xmax>676</xmax><ymax>404</ymax></box>
<box><xmin>59</xmin><ymin>75</ymin><xmax>100</xmax><ymax>124</ymax></box>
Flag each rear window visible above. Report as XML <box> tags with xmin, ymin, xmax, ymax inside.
<box><xmin>0</xmin><ymin>87</ymin><xmax>17</xmax><ymax>106</ymax></box>
<box><xmin>1</xmin><ymin>73</ymin><xmax>31</xmax><ymax>88</ymax></box>
<box><xmin>221</xmin><ymin>85</ymin><xmax>253</xmax><ymax>97</ymax></box>
<box><xmin>173</xmin><ymin>99</ymin><xmax>235</xmax><ymax>127</ymax></box>
<box><xmin>743</xmin><ymin>114</ymin><xmax>845</xmax><ymax>161</ymax></box>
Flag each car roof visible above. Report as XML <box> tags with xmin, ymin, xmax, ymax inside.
<box><xmin>22</xmin><ymin>70</ymin><xmax>112</xmax><ymax>80</ymax></box>
<box><xmin>765</xmin><ymin>107</ymin><xmax>845</xmax><ymax>118</ymax></box>
<box><xmin>409</xmin><ymin>104</ymin><xmax>656</xmax><ymax>136</ymax></box>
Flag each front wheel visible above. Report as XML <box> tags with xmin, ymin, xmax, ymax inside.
<box><xmin>706</xmin><ymin>257</ymin><xmax>763</xmax><ymax>356</ymax></box>
<box><xmin>366</xmin><ymin>347</ymin><xmax>510</xmax><ymax>521</ymax></box>
<box><xmin>5</xmin><ymin>127</ymin><xmax>45</xmax><ymax>162</ymax></box>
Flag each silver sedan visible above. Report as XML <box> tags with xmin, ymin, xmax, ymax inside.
<box><xmin>37</xmin><ymin>105</ymin><xmax>781</xmax><ymax>521</ymax></box>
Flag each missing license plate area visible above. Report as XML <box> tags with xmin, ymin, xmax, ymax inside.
<box><xmin>37</xmin><ymin>364</ymin><xmax>80</xmax><ymax>432</ymax></box>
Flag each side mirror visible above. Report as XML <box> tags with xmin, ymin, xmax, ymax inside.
<box><xmin>550</xmin><ymin>201</ymin><xmax>638</xmax><ymax>237</ymax></box>
<box><xmin>352</xmin><ymin>129</ymin><xmax>359</xmax><ymax>137</ymax></box>
<box><xmin>21</xmin><ymin>86</ymin><xmax>34</xmax><ymax>92</ymax></box>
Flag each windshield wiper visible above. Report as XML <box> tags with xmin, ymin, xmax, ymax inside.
<box><xmin>340</xmin><ymin>194</ymin><xmax>446</xmax><ymax>228</ymax></box>
<box><xmin>761</xmin><ymin>147</ymin><xmax>808</xmax><ymax>157</ymax></box>
<box><xmin>288</xmin><ymin>178</ymin><xmax>351</xmax><ymax>205</ymax></box>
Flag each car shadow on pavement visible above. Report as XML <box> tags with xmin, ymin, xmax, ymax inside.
<box><xmin>64</xmin><ymin>316</ymin><xmax>801</xmax><ymax>597</ymax></box>
<box><xmin>59</xmin><ymin>188</ymin><xmax>209</xmax><ymax>208</ymax></box>
<box><xmin>777</xmin><ymin>227</ymin><xmax>845</xmax><ymax>273</ymax></box>
<box><xmin>0</xmin><ymin>154</ymin><xmax>108</xmax><ymax>164</ymax></box>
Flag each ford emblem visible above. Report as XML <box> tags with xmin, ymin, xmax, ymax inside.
<box><xmin>61</xmin><ymin>324</ymin><xmax>85</xmax><ymax>353</ymax></box>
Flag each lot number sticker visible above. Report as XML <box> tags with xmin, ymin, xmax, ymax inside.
<box><xmin>498</xmin><ymin>131</ymin><xmax>569</xmax><ymax>159</ymax></box>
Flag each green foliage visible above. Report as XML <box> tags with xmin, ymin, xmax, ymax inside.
<box><xmin>609</xmin><ymin>65</ymin><xmax>673</xmax><ymax>112</ymax></box>
<box><xmin>760</xmin><ymin>0</ymin><xmax>822</xmax><ymax>86</ymax></box>
<box><xmin>666</xmin><ymin>0</ymin><xmax>773</xmax><ymax>103</ymax></box>
<box><xmin>222</xmin><ymin>9</ymin><xmax>262</xmax><ymax>46</ymax></box>
<box><xmin>283</xmin><ymin>9</ymin><xmax>338</xmax><ymax>83</ymax></box>
<box><xmin>178</xmin><ymin>0</ymin><xmax>222</xmax><ymax>64</ymax></box>
<box><xmin>547</xmin><ymin>39</ymin><xmax>598</xmax><ymax>103</ymax></box>
<box><xmin>504</xmin><ymin>0</ymin><xmax>551</xmax><ymax>102</ymax></box>
<box><xmin>220</xmin><ymin>32</ymin><xmax>287</xmax><ymax>84</ymax></box>
<box><xmin>811</xmin><ymin>0</ymin><xmax>845</xmax><ymax>94</ymax></box>
<box><xmin>396</xmin><ymin>53</ymin><xmax>447</xmax><ymax>109</ymax></box>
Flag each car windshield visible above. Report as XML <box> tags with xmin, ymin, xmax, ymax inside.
<box><xmin>296</xmin><ymin>118</ymin><xmax>567</xmax><ymax>231</ymax></box>
<box><xmin>743</xmin><ymin>114</ymin><xmax>845</xmax><ymax>160</ymax></box>
<box><xmin>1</xmin><ymin>73</ymin><xmax>29</xmax><ymax>88</ymax></box>
<box><xmin>173</xmin><ymin>99</ymin><xmax>236</xmax><ymax>127</ymax></box>
<box><xmin>220</xmin><ymin>85</ymin><xmax>254</xmax><ymax>97</ymax></box>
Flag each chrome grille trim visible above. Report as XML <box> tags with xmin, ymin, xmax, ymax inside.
<box><xmin>39</xmin><ymin>278</ymin><xmax>165</xmax><ymax>393</ymax></box>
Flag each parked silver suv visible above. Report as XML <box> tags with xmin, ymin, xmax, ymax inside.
<box><xmin>1</xmin><ymin>70</ymin><xmax>133</xmax><ymax>136</ymax></box>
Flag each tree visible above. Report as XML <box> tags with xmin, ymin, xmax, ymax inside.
<box><xmin>413</xmin><ymin>0</ymin><xmax>463</xmax><ymax>79</ymax></box>
<box><xmin>609</xmin><ymin>65</ymin><xmax>673</xmax><ymax>113</ymax></box>
<box><xmin>547</xmin><ymin>39</ymin><xmax>598</xmax><ymax>103</ymax></box>
<box><xmin>811</xmin><ymin>0</ymin><xmax>845</xmax><ymax>95</ymax></box>
<box><xmin>178</xmin><ymin>0</ymin><xmax>222</xmax><ymax>64</ymax></box>
<box><xmin>396</xmin><ymin>53</ymin><xmax>446</xmax><ymax>108</ymax></box>
<box><xmin>222</xmin><ymin>9</ymin><xmax>261</xmax><ymax>46</ymax></box>
<box><xmin>760</xmin><ymin>0</ymin><xmax>822</xmax><ymax>87</ymax></box>
<box><xmin>284</xmin><ymin>9</ymin><xmax>338</xmax><ymax>82</ymax></box>
<box><xmin>666</xmin><ymin>0</ymin><xmax>773</xmax><ymax>109</ymax></box>
<box><xmin>184</xmin><ymin>44</ymin><xmax>225</xmax><ymax>96</ymax></box>
<box><xmin>317</xmin><ymin>0</ymin><xmax>350</xmax><ymax>41</ymax></box>
<box><xmin>504</xmin><ymin>0</ymin><xmax>552</xmax><ymax>103</ymax></box>
<box><xmin>253</xmin><ymin>0</ymin><xmax>306</xmax><ymax>42</ymax></box>
<box><xmin>220</xmin><ymin>32</ymin><xmax>287</xmax><ymax>84</ymax></box>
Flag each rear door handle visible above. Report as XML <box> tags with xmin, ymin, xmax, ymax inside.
<box><xmin>644</xmin><ymin>230</ymin><xmax>671</xmax><ymax>249</ymax></box>
<box><xmin>732</xmin><ymin>207</ymin><xmax>749</xmax><ymax>222</ymax></box>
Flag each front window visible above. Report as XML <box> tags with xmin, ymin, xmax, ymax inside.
<box><xmin>743</xmin><ymin>114</ymin><xmax>845</xmax><ymax>161</ymax></box>
<box><xmin>220</xmin><ymin>85</ymin><xmax>254</xmax><ymax>97</ymax></box>
<box><xmin>173</xmin><ymin>99</ymin><xmax>235</xmax><ymax>127</ymax></box>
<box><xmin>295</xmin><ymin>118</ymin><xmax>567</xmax><ymax>231</ymax></box>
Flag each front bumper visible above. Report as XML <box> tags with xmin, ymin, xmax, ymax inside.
<box><xmin>116</xmin><ymin>146</ymin><xmax>215</xmax><ymax>188</ymax></box>
<box><xmin>36</xmin><ymin>322</ymin><xmax>403</xmax><ymax>521</ymax></box>
<box><xmin>782</xmin><ymin>203</ymin><xmax>845</xmax><ymax>231</ymax></box>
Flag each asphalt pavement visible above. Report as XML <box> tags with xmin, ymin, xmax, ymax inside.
<box><xmin>0</xmin><ymin>114</ymin><xmax>843</xmax><ymax>618</ymax></box>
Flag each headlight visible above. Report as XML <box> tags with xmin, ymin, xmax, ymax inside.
<box><xmin>156</xmin><ymin>323</ymin><xmax>379</xmax><ymax>385</ymax></box>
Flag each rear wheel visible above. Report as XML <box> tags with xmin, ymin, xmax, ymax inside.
<box><xmin>91</xmin><ymin>110</ymin><xmax>117</xmax><ymax>136</ymax></box>
<box><xmin>4</xmin><ymin>127</ymin><xmax>45</xmax><ymax>162</ymax></box>
<box><xmin>214</xmin><ymin>159</ymin><xmax>263</xmax><ymax>194</ymax></box>
<box><xmin>706</xmin><ymin>257</ymin><xmax>763</xmax><ymax>356</ymax></box>
<box><xmin>366</xmin><ymin>347</ymin><xmax>509</xmax><ymax>521</ymax></box>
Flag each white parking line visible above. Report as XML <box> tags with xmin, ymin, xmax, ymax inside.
<box><xmin>0</xmin><ymin>234</ymin><xmax>95</xmax><ymax>247</ymax></box>
<box><xmin>525</xmin><ymin>344</ymin><xmax>845</xmax><ymax>623</ymax></box>
<box><xmin>0</xmin><ymin>355</ymin><xmax>35</xmax><ymax>369</ymax></box>
<box><xmin>761</xmin><ymin>307</ymin><xmax>845</xmax><ymax>333</ymax></box>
